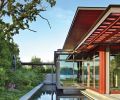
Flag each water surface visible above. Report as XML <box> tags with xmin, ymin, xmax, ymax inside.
<box><xmin>30</xmin><ymin>84</ymin><xmax>89</xmax><ymax>100</ymax></box>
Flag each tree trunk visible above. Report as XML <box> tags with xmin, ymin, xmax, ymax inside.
<box><xmin>113</xmin><ymin>72</ymin><xmax>115</xmax><ymax>87</ymax></box>
<box><xmin>115</xmin><ymin>74</ymin><xmax>118</xmax><ymax>87</ymax></box>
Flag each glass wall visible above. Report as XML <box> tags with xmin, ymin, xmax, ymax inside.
<box><xmin>94</xmin><ymin>54</ymin><xmax>99</xmax><ymax>89</ymax></box>
<box><xmin>110</xmin><ymin>53</ymin><xmax>120</xmax><ymax>91</ymax></box>
<box><xmin>58</xmin><ymin>54</ymin><xmax>78</xmax><ymax>88</ymax></box>
<box><xmin>82</xmin><ymin>60</ymin><xmax>93</xmax><ymax>87</ymax></box>
<box><xmin>81</xmin><ymin>52</ymin><xmax>99</xmax><ymax>89</ymax></box>
<box><xmin>56</xmin><ymin>51</ymin><xmax>100</xmax><ymax>89</ymax></box>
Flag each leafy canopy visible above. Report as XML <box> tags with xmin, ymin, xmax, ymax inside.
<box><xmin>0</xmin><ymin>0</ymin><xmax>56</xmax><ymax>41</ymax></box>
<box><xmin>31</xmin><ymin>56</ymin><xmax>41</xmax><ymax>63</ymax></box>
<box><xmin>0</xmin><ymin>0</ymin><xmax>56</xmax><ymax>69</ymax></box>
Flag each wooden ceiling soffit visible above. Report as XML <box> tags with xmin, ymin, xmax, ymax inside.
<box><xmin>75</xmin><ymin>5</ymin><xmax>120</xmax><ymax>53</ymax></box>
<box><xmin>63</xmin><ymin>7</ymin><xmax>105</xmax><ymax>51</ymax></box>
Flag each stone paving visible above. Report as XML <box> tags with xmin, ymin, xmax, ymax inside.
<box><xmin>81</xmin><ymin>89</ymin><xmax>120</xmax><ymax>100</ymax></box>
<box><xmin>44</xmin><ymin>74</ymin><xmax>56</xmax><ymax>84</ymax></box>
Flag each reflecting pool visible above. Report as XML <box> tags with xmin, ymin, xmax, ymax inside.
<box><xmin>30</xmin><ymin>84</ymin><xmax>89</xmax><ymax>100</ymax></box>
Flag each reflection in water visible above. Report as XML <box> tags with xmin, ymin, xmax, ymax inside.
<box><xmin>58</xmin><ymin>95</ymin><xmax>88</xmax><ymax>100</ymax></box>
<box><xmin>30</xmin><ymin>85</ymin><xmax>89</xmax><ymax>100</ymax></box>
<box><xmin>37</xmin><ymin>92</ymin><xmax>56</xmax><ymax>100</ymax></box>
<box><xmin>59</xmin><ymin>97</ymin><xmax>88</xmax><ymax>100</ymax></box>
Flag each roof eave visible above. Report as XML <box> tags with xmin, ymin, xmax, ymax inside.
<box><xmin>63</xmin><ymin>7</ymin><xmax>106</xmax><ymax>51</ymax></box>
<box><xmin>75</xmin><ymin>5</ymin><xmax>120</xmax><ymax>52</ymax></box>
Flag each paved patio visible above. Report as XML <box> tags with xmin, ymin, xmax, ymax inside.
<box><xmin>44</xmin><ymin>74</ymin><xmax>56</xmax><ymax>84</ymax></box>
<box><xmin>81</xmin><ymin>89</ymin><xmax>120</xmax><ymax>100</ymax></box>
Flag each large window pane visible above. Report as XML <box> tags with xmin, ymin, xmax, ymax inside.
<box><xmin>94</xmin><ymin>55</ymin><xmax>99</xmax><ymax>89</ymax></box>
<box><xmin>81</xmin><ymin>53</ymin><xmax>99</xmax><ymax>89</ymax></box>
<box><xmin>110</xmin><ymin>53</ymin><xmax>120</xmax><ymax>91</ymax></box>
<box><xmin>59</xmin><ymin>54</ymin><xmax>78</xmax><ymax>88</ymax></box>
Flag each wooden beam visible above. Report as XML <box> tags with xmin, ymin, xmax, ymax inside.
<box><xmin>99</xmin><ymin>25</ymin><xmax>108</xmax><ymax>28</ymax></box>
<box><xmin>94</xmin><ymin>43</ymin><xmax>120</xmax><ymax>45</ymax></box>
<box><xmin>102</xmin><ymin>22</ymin><xmax>111</xmax><ymax>25</ymax></box>
<box><xmin>100</xmin><ymin>29</ymin><xmax>120</xmax><ymax>43</ymax></box>
<box><xmin>111</xmin><ymin>13</ymin><xmax>120</xmax><ymax>16</ymax></box>
<box><xmin>106</xmin><ymin>17</ymin><xmax>116</xmax><ymax>21</ymax></box>
<box><xmin>21</xmin><ymin>62</ymin><xmax>55</xmax><ymax>66</ymax></box>
<box><xmin>87</xmin><ymin>16</ymin><xmax>120</xmax><ymax>46</ymax></box>
<box><xmin>106</xmin><ymin>47</ymin><xmax>110</xmax><ymax>94</ymax></box>
<box><xmin>112</xmin><ymin>26</ymin><xmax>120</xmax><ymax>28</ymax></box>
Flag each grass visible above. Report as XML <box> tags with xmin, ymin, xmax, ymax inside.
<box><xmin>60</xmin><ymin>79</ymin><xmax>78</xmax><ymax>87</ymax></box>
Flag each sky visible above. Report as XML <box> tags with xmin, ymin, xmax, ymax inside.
<box><xmin>13</xmin><ymin>0</ymin><xmax>120</xmax><ymax>62</ymax></box>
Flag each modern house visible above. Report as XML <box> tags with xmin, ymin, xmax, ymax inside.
<box><xmin>55</xmin><ymin>5</ymin><xmax>120</xmax><ymax>94</ymax></box>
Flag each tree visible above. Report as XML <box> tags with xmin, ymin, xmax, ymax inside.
<box><xmin>110</xmin><ymin>54</ymin><xmax>120</xmax><ymax>88</ymax></box>
<box><xmin>0</xmin><ymin>0</ymin><xmax>56</xmax><ymax>69</ymax></box>
<box><xmin>31</xmin><ymin>56</ymin><xmax>42</xmax><ymax>68</ymax></box>
<box><xmin>0</xmin><ymin>0</ymin><xmax>56</xmax><ymax>41</ymax></box>
<box><xmin>114</xmin><ymin>53</ymin><xmax>120</xmax><ymax>87</ymax></box>
<box><xmin>115</xmin><ymin>53</ymin><xmax>120</xmax><ymax>69</ymax></box>
<box><xmin>31</xmin><ymin>56</ymin><xmax>41</xmax><ymax>63</ymax></box>
<box><xmin>0</xmin><ymin>0</ymin><xmax>56</xmax><ymax>92</ymax></box>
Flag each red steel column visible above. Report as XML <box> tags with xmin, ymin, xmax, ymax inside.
<box><xmin>99</xmin><ymin>47</ymin><xmax>106</xmax><ymax>94</ymax></box>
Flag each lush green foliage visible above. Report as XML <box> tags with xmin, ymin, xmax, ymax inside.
<box><xmin>110</xmin><ymin>53</ymin><xmax>120</xmax><ymax>73</ymax></box>
<box><xmin>31</xmin><ymin>56</ymin><xmax>42</xmax><ymax>68</ymax></box>
<box><xmin>31</xmin><ymin>56</ymin><xmax>41</xmax><ymax>63</ymax></box>
<box><xmin>0</xmin><ymin>0</ymin><xmax>56</xmax><ymax>40</ymax></box>
<box><xmin>0</xmin><ymin>0</ymin><xmax>56</xmax><ymax>99</ymax></box>
<box><xmin>0</xmin><ymin>67</ymin><xmax>44</xmax><ymax>100</ymax></box>
<box><xmin>0</xmin><ymin>0</ymin><xmax>56</xmax><ymax>70</ymax></box>
<box><xmin>110</xmin><ymin>54</ymin><xmax>120</xmax><ymax>88</ymax></box>
<box><xmin>30</xmin><ymin>56</ymin><xmax>56</xmax><ymax>73</ymax></box>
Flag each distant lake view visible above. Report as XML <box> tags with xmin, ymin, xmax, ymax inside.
<box><xmin>60</xmin><ymin>75</ymin><xmax>77</xmax><ymax>79</ymax></box>
<box><xmin>60</xmin><ymin>75</ymin><xmax>99</xmax><ymax>80</ymax></box>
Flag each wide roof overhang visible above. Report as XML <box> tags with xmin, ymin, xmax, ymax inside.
<box><xmin>63</xmin><ymin>7</ymin><xmax>105</xmax><ymax>51</ymax></box>
<box><xmin>63</xmin><ymin>5</ymin><xmax>120</xmax><ymax>54</ymax></box>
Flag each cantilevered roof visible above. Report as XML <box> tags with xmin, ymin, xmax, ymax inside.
<box><xmin>75</xmin><ymin>5</ymin><xmax>120</xmax><ymax>53</ymax></box>
<box><xmin>63</xmin><ymin>5</ymin><xmax>120</xmax><ymax>54</ymax></box>
<box><xmin>63</xmin><ymin>7</ymin><xmax>106</xmax><ymax>51</ymax></box>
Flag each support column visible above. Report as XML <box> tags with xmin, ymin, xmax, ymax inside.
<box><xmin>51</xmin><ymin>65</ymin><xmax>53</xmax><ymax>84</ymax></box>
<box><xmin>73</xmin><ymin>53</ymin><xmax>75</xmax><ymax>83</ymax></box>
<box><xmin>87</xmin><ymin>63</ymin><xmax>90</xmax><ymax>87</ymax></box>
<box><xmin>99</xmin><ymin>47</ymin><xmax>106</xmax><ymax>94</ymax></box>
<box><xmin>82</xmin><ymin>59</ymin><xmax>84</xmax><ymax>85</ymax></box>
<box><xmin>80</xmin><ymin>61</ymin><xmax>82</xmax><ymax>83</ymax></box>
<box><xmin>57</xmin><ymin>61</ymin><xmax>60</xmax><ymax>87</ymax></box>
<box><xmin>77</xmin><ymin>62</ymin><xmax>82</xmax><ymax>83</ymax></box>
<box><xmin>106</xmin><ymin>47</ymin><xmax>110</xmax><ymax>94</ymax></box>
<box><xmin>77</xmin><ymin>62</ymin><xmax>80</xmax><ymax>82</ymax></box>
<box><xmin>93</xmin><ymin>54</ymin><xmax>96</xmax><ymax>88</ymax></box>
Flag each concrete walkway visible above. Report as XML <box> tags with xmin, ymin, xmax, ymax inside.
<box><xmin>81</xmin><ymin>89</ymin><xmax>120</xmax><ymax>100</ymax></box>
<box><xmin>107</xmin><ymin>94</ymin><xmax>120</xmax><ymax>100</ymax></box>
<box><xmin>44</xmin><ymin>73</ymin><xmax>56</xmax><ymax>84</ymax></box>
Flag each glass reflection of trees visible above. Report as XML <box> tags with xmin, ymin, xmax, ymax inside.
<box><xmin>110</xmin><ymin>53</ymin><xmax>120</xmax><ymax>90</ymax></box>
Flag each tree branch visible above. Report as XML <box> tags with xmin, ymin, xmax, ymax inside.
<box><xmin>25</xmin><ymin>28</ymin><xmax>37</xmax><ymax>32</ymax></box>
<box><xmin>38</xmin><ymin>14</ymin><xmax>51</xmax><ymax>29</ymax></box>
<box><xmin>0</xmin><ymin>0</ymin><xmax>8</xmax><ymax>18</ymax></box>
<box><xmin>0</xmin><ymin>0</ymin><xmax>7</xmax><ymax>10</ymax></box>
